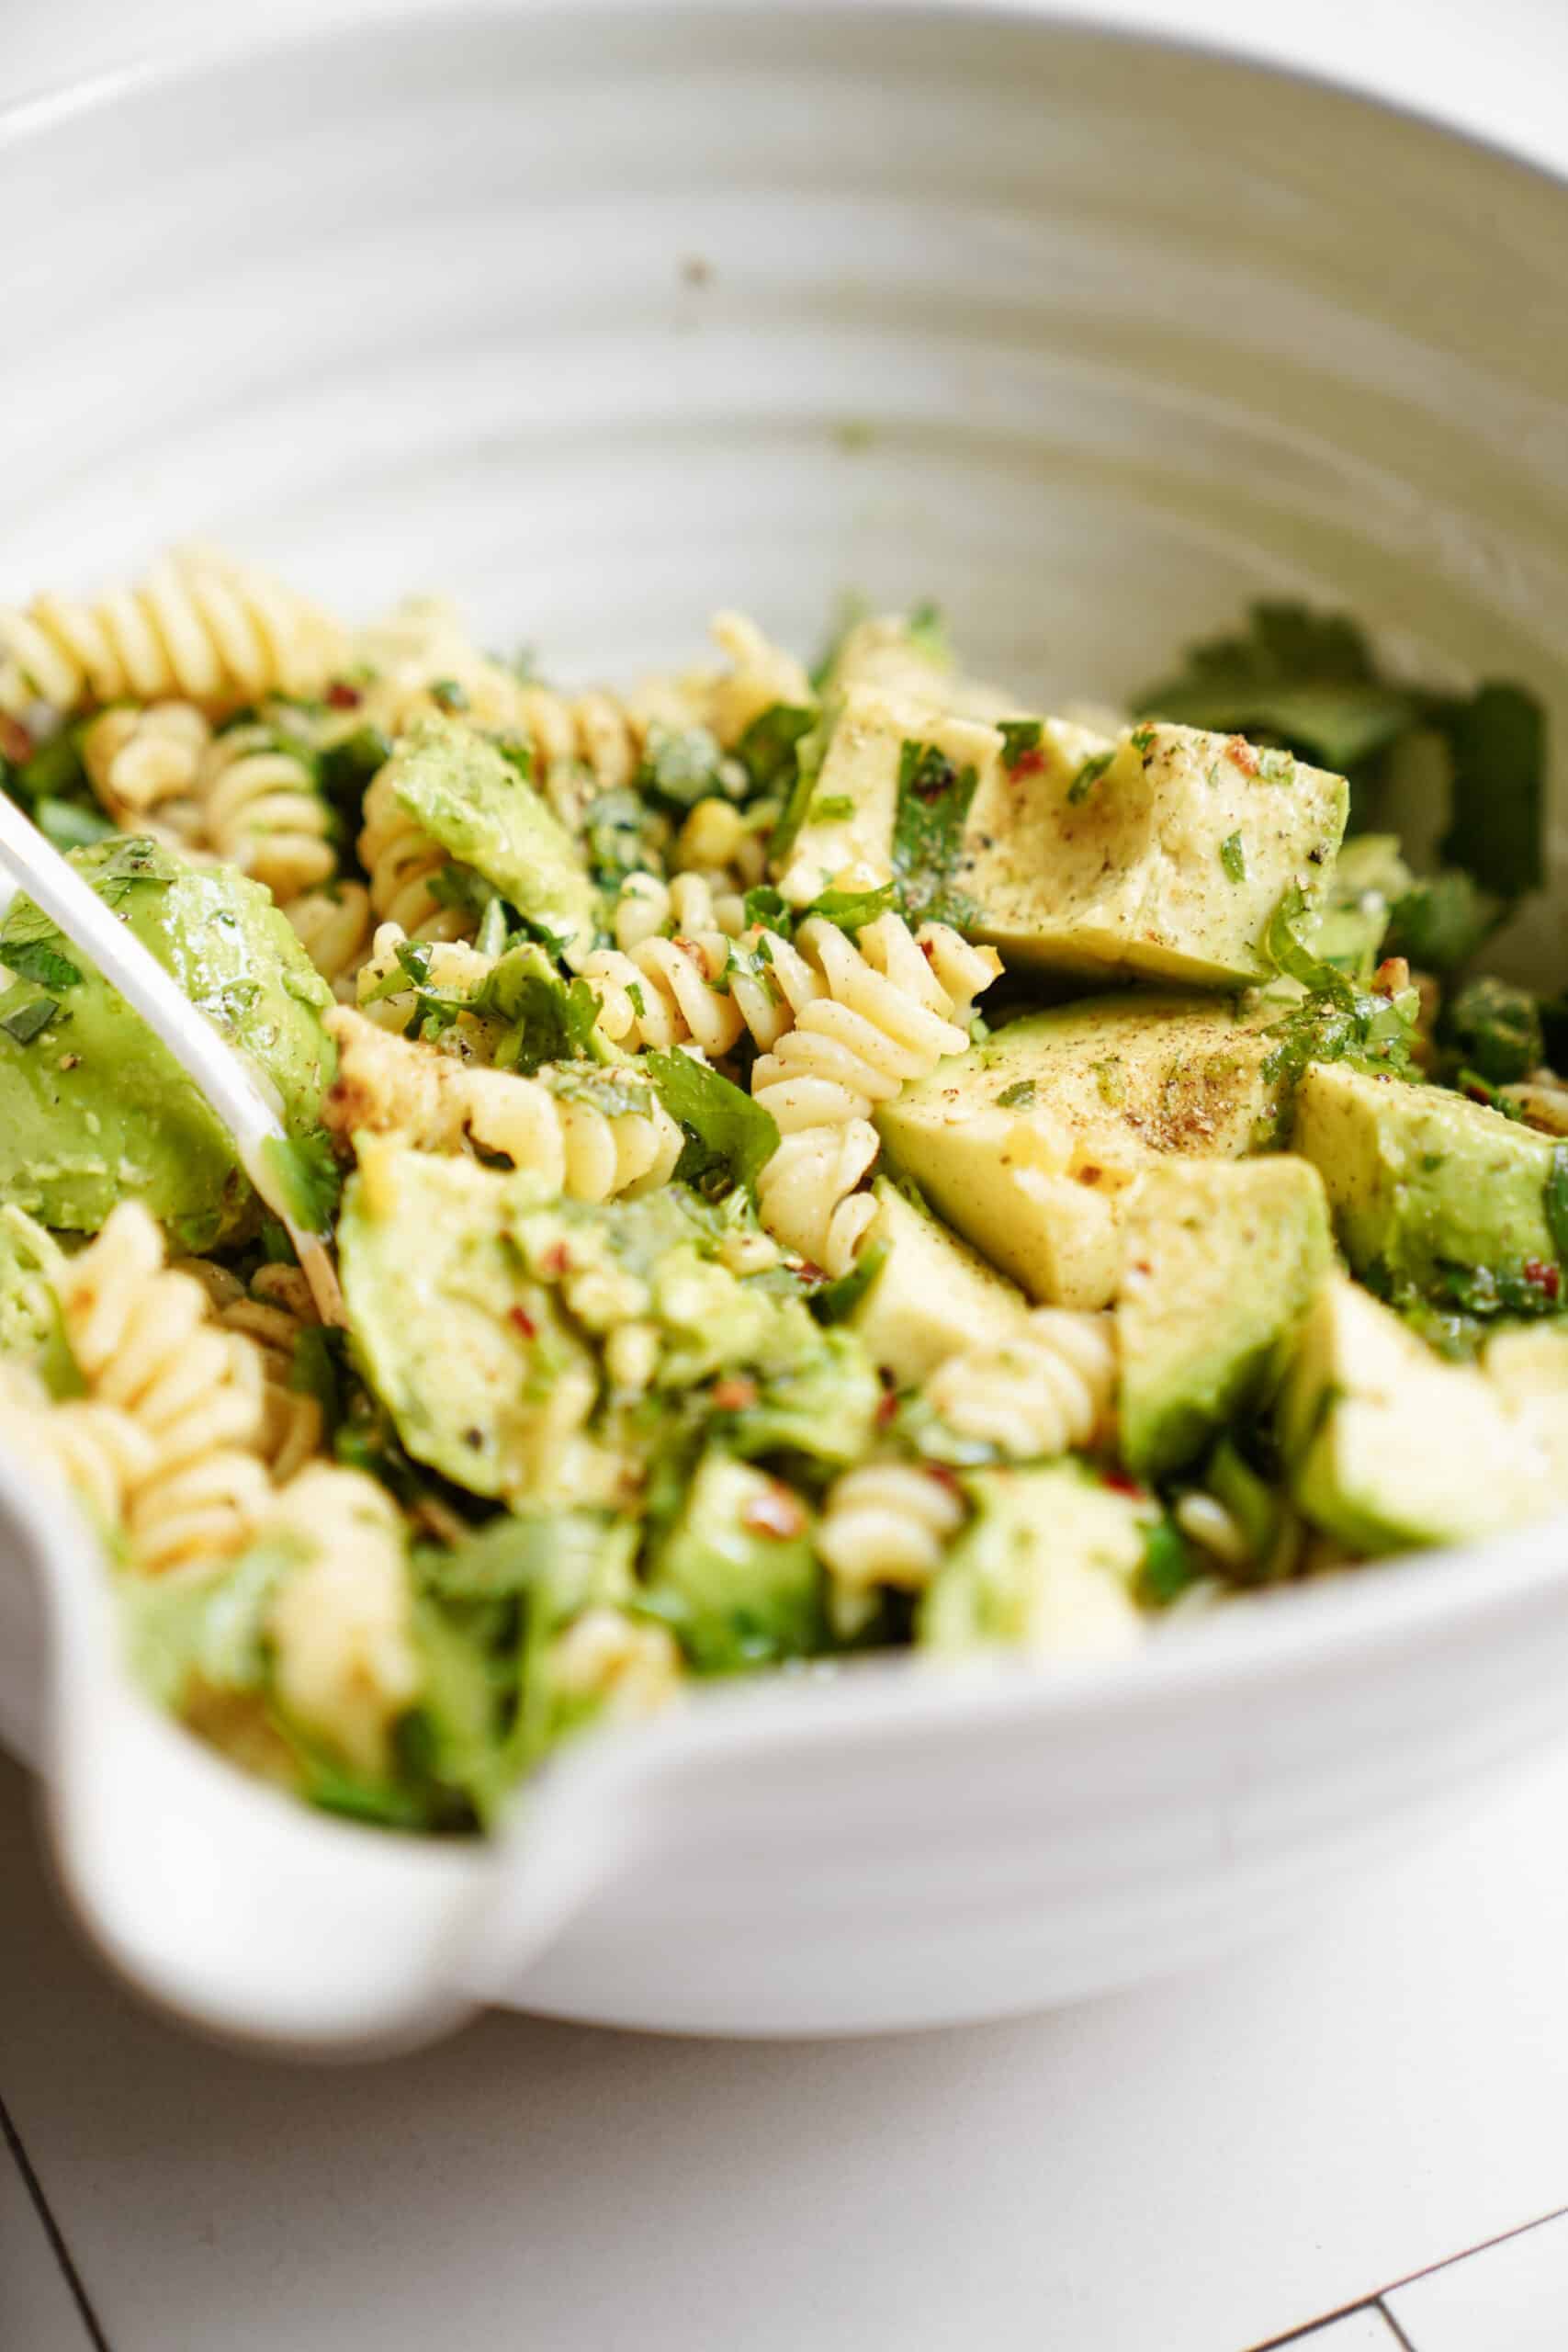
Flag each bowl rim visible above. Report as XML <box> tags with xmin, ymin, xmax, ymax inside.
<box><xmin>3</xmin><ymin>0</ymin><xmax>1568</xmax><ymax>1758</ymax></box>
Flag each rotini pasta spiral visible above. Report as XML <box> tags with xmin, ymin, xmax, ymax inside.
<box><xmin>197</xmin><ymin>723</ymin><xmax>336</xmax><ymax>902</ymax></box>
<box><xmin>353</xmin><ymin>920</ymin><xmax>497</xmax><ymax>1039</ymax></box>
<box><xmin>0</xmin><ymin>1363</ymin><xmax>157</xmax><ymax>1535</ymax></box>
<box><xmin>583</xmin><ymin>911</ymin><xmax>827</xmax><ymax>1057</ymax></box>
<box><xmin>79</xmin><ymin>698</ymin><xmax>210</xmax><ymax>842</ymax></box>
<box><xmin>264</xmin><ymin>1462</ymin><xmax>420</xmax><ymax>1777</ymax></box>
<box><xmin>921</xmin><ymin>1308</ymin><xmax>1117</xmax><ymax>1462</ymax></box>
<box><xmin>175</xmin><ymin>1258</ymin><xmax>325</xmax><ymax>1486</ymax></box>
<box><xmin>548</xmin><ymin>1604</ymin><xmax>683</xmax><ymax>1722</ymax></box>
<box><xmin>324</xmin><ymin>1005</ymin><xmax>682</xmax><ymax>1202</ymax></box>
<box><xmin>357</xmin><ymin>761</ymin><xmax>472</xmax><ymax>942</ymax></box>
<box><xmin>0</xmin><ymin>547</ymin><xmax>346</xmax><ymax>718</ymax></box>
<box><xmin>611</xmin><ymin>869</ymin><xmax>745</xmax><ymax>950</ymax></box>
<box><xmin>287</xmin><ymin>880</ymin><xmax>376</xmax><ymax>995</ymax></box>
<box><xmin>53</xmin><ymin>1204</ymin><xmax>272</xmax><ymax>1573</ymax></box>
<box><xmin>816</xmin><ymin>1461</ymin><xmax>965</xmax><ymax>1591</ymax></box>
<box><xmin>750</xmin><ymin>914</ymin><xmax>999</xmax><ymax>1133</ymax></box>
<box><xmin>752</xmin><ymin>1117</ymin><xmax>881</xmax><ymax>1276</ymax></box>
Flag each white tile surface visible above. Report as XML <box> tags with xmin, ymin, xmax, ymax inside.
<box><xmin>1388</xmin><ymin>2215</ymin><xmax>1568</xmax><ymax>2351</ymax></box>
<box><xmin>0</xmin><ymin>2119</ymin><xmax>95</xmax><ymax>2352</ymax></box>
<box><xmin>9</xmin><ymin>1743</ymin><xmax>1568</xmax><ymax>2352</ymax></box>
<box><xmin>1296</xmin><ymin>2312</ymin><xmax>1401</xmax><ymax>2351</ymax></box>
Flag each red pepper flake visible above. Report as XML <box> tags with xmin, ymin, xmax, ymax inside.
<box><xmin>672</xmin><ymin>935</ymin><xmax>704</xmax><ymax>965</ymax></box>
<box><xmin>795</xmin><ymin>1260</ymin><xmax>824</xmax><ymax>1283</ymax></box>
<box><xmin>508</xmin><ymin>1304</ymin><xmax>537</xmax><ymax>1340</ymax></box>
<box><xmin>875</xmin><ymin>1390</ymin><xmax>898</xmax><ymax>1429</ymax></box>
<box><xmin>711</xmin><ymin>1376</ymin><xmax>759</xmax><ymax>1413</ymax></box>
<box><xmin>541</xmin><ymin>1241</ymin><xmax>572</xmax><ymax>1279</ymax></box>
<box><xmin>927</xmin><ymin>1464</ymin><xmax>961</xmax><ymax>1494</ymax></box>
<box><xmin>743</xmin><ymin>1485</ymin><xmax>807</xmax><ymax>1540</ymax></box>
<box><xmin>1103</xmin><ymin>1468</ymin><xmax>1148</xmax><ymax>1498</ymax></box>
<box><xmin>919</xmin><ymin>936</ymin><xmax>936</xmax><ymax>962</ymax></box>
<box><xmin>0</xmin><ymin>715</ymin><xmax>33</xmax><ymax>764</ymax></box>
<box><xmin>326</xmin><ymin>679</ymin><xmax>362</xmax><ymax>710</ymax></box>
<box><xmin>1526</xmin><ymin>1259</ymin><xmax>1561</xmax><ymax>1301</ymax></box>
<box><xmin>1009</xmin><ymin>745</ymin><xmax>1046</xmax><ymax>780</ymax></box>
<box><xmin>1225</xmin><ymin>733</ymin><xmax>1259</xmax><ymax>777</ymax></box>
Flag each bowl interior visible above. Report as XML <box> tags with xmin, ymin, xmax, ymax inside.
<box><xmin>6</xmin><ymin>6</ymin><xmax>1568</xmax><ymax>989</ymax></box>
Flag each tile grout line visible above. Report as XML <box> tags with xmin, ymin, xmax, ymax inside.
<box><xmin>0</xmin><ymin>2086</ymin><xmax>114</xmax><ymax>2352</ymax></box>
<box><xmin>1375</xmin><ymin>2297</ymin><xmax>1418</xmax><ymax>2351</ymax></box>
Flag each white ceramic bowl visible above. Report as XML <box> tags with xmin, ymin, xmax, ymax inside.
<box><xmin>6</xmin><ymin>4</ymin><xmax>1568</xmax><ymax>2051</ymax></box>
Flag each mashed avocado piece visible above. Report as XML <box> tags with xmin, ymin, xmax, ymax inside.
<box><xmin>876</xmin><ymin>992</ymin><xmax>1284</xmax><ymax>1307</ymax></box>
<box><xmin>644</xmin><ymin>1447</ymin><xmax>822</xmax><ymax>1671</ymax></box>
<box><xmin>1292</xmin><ymin>1061</ymin><xmax>1564</xmax><ymax>1303</ymax></box>
<box><xmin>383</xmin><ymin>717</ymin><xmax>598</xmax><ymax>956</ymax></box>
<box><xmin>1118</xmin><ymin>1157</ymin><xmax>1333</xmax><ymax>1479</ymax></box>
<box><xmin>920</xmin><ymin>1462</ymin><xmax>1151</xmax><ymax>1659</ymax></box>
<box><xmin>0</xmin><ymin>837</ymin><xmax>333</xmax><ymax>1251</ymax></box>
<box><xmin>1277</xmin><ymin>1274</ymin><xmax>1554</xmax><ymax>1552</ymax></box>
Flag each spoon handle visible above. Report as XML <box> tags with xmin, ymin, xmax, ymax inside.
<box><xmin>0</xmin><ymin>795</ymin><xmax>343</xmax><ymax>1320</ymax></box>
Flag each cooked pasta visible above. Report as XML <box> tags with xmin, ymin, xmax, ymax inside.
<box><xmin>286</xmin><ymin>880</ymin><xmax>376</xmax><ymax>994</ymax></box>
<box><xmin>922</xmin><ymin>1310</ymin><xmax>1117</xmax><ymax>1461</ymax></box>
<box><xmin>80</xmin><ymin>699</ymin><xmax>210</xmax><ymax>841</ymax></box>
<box><xmin>264</xmin><ymin>1464</ymin><xmax>421</xmax><ymax>1777</ymax></box>
<box><xmin>753</xmin><ymin>1117</ymin><xmax>881</xmax><ymax>1275</ymax></box>
<box><xmin>52</xmin><ymin>1204</ymin><xmax>272</xmax><ymax>1573</ymax></box>
<box><xmin>324</xmin><ymin>1005</ymin><xmax>682</xmax><ymax>1200</ymax></box>
<box><xmin>750</xmin><ymin>914</ymin><xmax>999</xmax><ymax>1132</ymax></box>
<box><xmin>817</xmin><ymin>1460</ymin><xmax>965</xmax><ymax>1590</ymax></box>
<box><xmin>175</xmin><ymin>1260</ymin><xmax>324</xmax><ymax>1487</ymax></box>
<box><xmin>0</xmin><ymin>547</ymin><xmax>345</xmax><ymax>717</ymax></box>
<box><xmin>196</xmin><ymin>723</ymin><xmax>336</xmax><ymax>903</ymax></box>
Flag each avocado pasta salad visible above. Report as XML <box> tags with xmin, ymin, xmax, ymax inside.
<box><xmin>0</xmin><ymin>546</ymin><xmax>1561</xmax><ymax>1832</ymax></box>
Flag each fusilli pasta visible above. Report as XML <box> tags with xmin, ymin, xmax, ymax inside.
<box><xmin>53</xmin><ymin>1204</ymin><xmax>272</xmax><ymax>1573</ymax></box>
<box><xmin>264</xmin><ymin>1463</ymin><xmax>420</xmax><ymax>1777</ymax></box>
<box><xmin>922</xmin><ymin>1309</ymin><xmax>1117</xmax><ymax>1461</ymax></box>
<box><xmin>197</xmin><ymin>723</ymin><xmax>336</xmax><ymax>904</ymax></box>
<box><xmin>817</xmin><ymin>1461</ymin><xmax>965</xmax><ymax>1591</ymax></box>
<box><xmin>357</xmin><ymin>760</ymin><xmax>472</xmax><ymax>943</ymax></box>
<box><xmin>325</xmin><ymin>1005</ymin><xmax>682</xmax><ymax>1201</ymax></box>
<box><xmin>750</xmin><ymin>913</ymin><xmax>998</xmax><ymax>1132</ymax></box>
<box><xmin>0</xmin><ymin>548</ymin><xmax>345</xmax><ymax>718</ymax></box>
<box><xmin>753</xmin><ymin>1117</ymin><xmax>881</xmax><ymax>1275</ymax></box>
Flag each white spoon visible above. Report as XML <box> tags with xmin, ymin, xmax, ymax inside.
<box><xmin>0</xmin><ymin>794</ymin><xmax>343</xmax><ymax>1321</ymax></box>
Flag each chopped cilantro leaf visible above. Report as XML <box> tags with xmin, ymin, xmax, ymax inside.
<box><xmin>996</xmin><ymin>1079</ymin><xmax>1036</xmax><ymax>1109</ymax></box>
<box><xmin>0</xmin><ymin>996</ymin><xmax>60</xmax><ymax>1045</ymax></box>
<box><xmin>810</xmin><ymin>794</ymin><xmax>855</xmax><ymax>820</ymax></box>
<box><xmin>261</xmin><ymin>1129</ymin><xmax>343</xmax><ymax>1235</ymax></box>
<box><xmin>644</xmin><ymin>1049</ymin><xmax>780</xmax><ymax>1198</ymax></box>
<box><xmin>1066</xmin><ymin>749</ymin><xmax>1115</xmax><ymax>806</ymax></box>
<box><xmin>736</xmin><ymin>704</ymin><xmax>815</xmax><ymax>798</ymax></box>
<box><xmin>1219</xmin><ymin>831</ymin><xmax>1247</xmax><ymax>884</ymax></box>
<box><xmin>1545</xmin><ymin>1148</ymin><xmax>1568</xmax><ymax>1269</ymax></box>
<box><xmin>892</xmin><ymin>740</ymin><xmax>980</xmax><ymax>928</ymax></box>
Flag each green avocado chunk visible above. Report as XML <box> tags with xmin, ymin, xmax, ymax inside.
<box><xmin>953</xmin><ymin>719</ymin><xmax>1348</xmax><ymax>988</ymax></box>
<box><xmin>644</xmin><ymin>1447</ymin><xmax>821</xmax><ymax>1673</ymax></box>
<box><xmin>338</xmin><ymin>1141</ymin><xmax>603</xmax><ymax>1503</ymax></box>
<box><xmin>875</xmin><ymin>992</ymin><xmax>1284</xmax><ymax>1308</ymax></box>
<box><xmin>846</xmin><ymin>1178</ymin><xmax>1031</xmax><ymax>1385</ymax></box>
<box><xmin>1118</xmin><ymin>1157</ymin><xmax>1333</xmax><ymax>1479</ymax></box>
<box><xmin>384</xmin><ymin>717</ymin><xmax>598</xmax><ymax>956</ymax></box>
<box><xmin>919</xmin><ymin>1461</ymin><xmax>1151</xmax><ymax>1659</ymax></box>
<box><xmin>1292</xmin><ymin>1062</ymin><xmax>1563</xmax><ymax>1301</ymax></box>
<box><xmin>1277</xmin><ymin>1274</ymin><xmax>1556</xmax><ymax>1553</ymax></box>
<box><xmin>0</xmin><ymin>837</ymin><xmax>333</xmax><ymax>1251</ymax></box>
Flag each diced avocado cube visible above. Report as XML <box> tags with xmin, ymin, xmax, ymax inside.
<box><xmin>1483</xmin><ymin>1324</ymin><xmax>1568</xmax><ymax>1494</ymax></box>
<box><xmin>1277</xmin><ymin>1274</ymin><xmax>1551</xmax><ymax>1552</ymax></box>
<box><xmin>776</xmin><ymin>684</ymin><xmax>1002</xmax><ymax>907</ymax></box>
<box><xmin>919</xmin><ymin>1461</ymin><xmax>1150</xmax><ymax>1658</ymax></box>
<box><xmin>847</xmin><ymin>1178</ymin><xmax>1031</xmax><ymax>1385</ymax></box>
<box><xmin>338</xmin><ymin>1141</ymin><xmax>601</xmax><ymax>1505</ymax></box>
<box><xmin>1292</xmin><ymin>1062</ymin><xmax>1562</xmax><ymax>1298</ymax></box>
<box><xmin>1118</xmin><ymin>1157</ymin><xmax>1333</xmax><ymax>1479</ymax></box>
<box><xmin>1308</xmin><ymin>834</ymin><xmax>1410</xmax><ymax>981</ymax></box>
<box><xmin>644</xmin><ymin>1448</ymin><xmax>820</xmax><ymax>1672</ymax></box>
<box><xmin>0</xmin><ymin>837</ymin><xmax>333</xmax><ymax>1252</ymax></box>
<box><xmin>875</xmin><ymin>993</ymin><xmax>1284</xmax><ymax>1308</ymax></box>
<box><xmin>386</xmin><ymin>716</ymin><xmax>598</xmax><ymax>956</ymax></box>
<box><xmin>953</xmin><ymin>720</ymin><xmax>1348</xmax><ymax>988</ymax></box>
